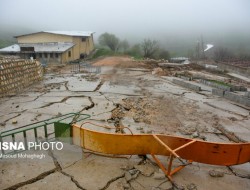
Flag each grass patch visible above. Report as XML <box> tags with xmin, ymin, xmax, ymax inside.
<box><xmin>92</xmin><ymin>48</ymin><xmax>115</xmax><ymax>59</ymax></box>
<box><xmin>207</xmin><ymin>80</ymin><xmax>232</xmax><ymax>87</ymax></box>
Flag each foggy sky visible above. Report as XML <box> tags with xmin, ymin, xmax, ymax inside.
<box><xmin>0</xmin><ymin>0</ymin><xmax>250</xmax><ymax>53</ymax></box>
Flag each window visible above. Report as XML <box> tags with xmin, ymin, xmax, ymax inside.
<box><xmin>55</xmin><ymin>53</ymin><xmax>58</xmax><ymax>58</ymax></box>
<box><xmin>44</xmin><ymin>53</ymin><xmax>48</xmax><ymax>58</ymax></box>
<box><xmin>50</xmin><ymin>53</ymin><xmax>54</xmax><ymax>58</ymax></box>
<box><xmin>68</xmin><ymin>51</ymin><xmax>71</xmax><ymax>58</ymax></box>
<box><xmin>82</xmin><ymin>37</ymin><xmax>86</xmax><ymax>42</ymax></box>
<box><xmin>20</xmin><ymin>47</ymin><xmax>34</xmax><ymax>52</ymax></box>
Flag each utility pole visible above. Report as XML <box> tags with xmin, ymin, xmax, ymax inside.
<box><xmin>196</xmin><ymin>40</ymin><xmax>200</xmax><ymax>60</ymax></box>
<box><xmin>200</xmin><ymin>35</ymin><xmax>205</xmax><ymax>59</ymax></box>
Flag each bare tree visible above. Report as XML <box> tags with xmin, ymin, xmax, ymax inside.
<box><xmin>98</xmin><ymin>32</ymin><xmax>120</xmax><ymax>52</ymax></box>
<box><xmin>141</xmin><ymin>39</ymin><xmax>159</xmax><ymax>58</ymax></box>
<box><xmin>120</xmin><ymin>39</ymin><xmax>129</xmax><ymax>52</ymax></box>
<box><xmin>214</xmin><ymin>46</ymin><xmax>233</xmax><ymax>61</ymax></box>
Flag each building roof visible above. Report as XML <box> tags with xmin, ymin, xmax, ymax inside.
<box><xmin>0</xmin><ymin>42</ymin><xmax>74</xmax><ymax>53</ymax></box>
<box><xmin>0</xmin><ymin>44</ymin><xmax>20</xmax><ymax>53</ymax></box>
<box><xmin>44</xmin><ymin>31</ymin><xmax>93</xmax><ymax>37</ymax></box>
<box><xmin>15</xmin><ymin>31</ymin><xmax>94</xmax><ymax>38</ymax></box>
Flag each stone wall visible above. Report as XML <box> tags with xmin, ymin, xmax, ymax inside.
<box><xmin>172</xmin><ymin>78</ymin><xmax>201</xmax><ymax>91</ymax></box>
<box><xmin>0</xmin><ymin>59</ymin><xmax>43</xmax><ymax>97</ymax></box>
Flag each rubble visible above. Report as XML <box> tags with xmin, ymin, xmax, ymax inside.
<box><xmin>209</xmin><ymin>170</ymin><xmax>225</xmax><ymax>177</ymax></box>
<box><xmin>134</xmin><ymin>164</ymin><xmax>155</xmax><ymax>177</ymax></box>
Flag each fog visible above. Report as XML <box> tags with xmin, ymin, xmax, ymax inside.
<box><xmin>1</xmin><ymin>0</ymin><xmax>250</xmax><ymax>55</ymax></box>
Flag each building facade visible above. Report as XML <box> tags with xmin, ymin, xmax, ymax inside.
<box><xmin>0</xmin><ymin>31</ymin><xmax>95</xmax><ymax>64</ymax></box>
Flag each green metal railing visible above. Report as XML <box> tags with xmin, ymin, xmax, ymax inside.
<box><xmin>0</xmin><ymin>113</ymin><xmax>90</xmax><ymax>156</ymax></box>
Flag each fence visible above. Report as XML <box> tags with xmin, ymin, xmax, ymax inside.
<box><xmin>71</xmin><ymin>62</ymin><xmax>101</xmax><ymax>74</ymax></box>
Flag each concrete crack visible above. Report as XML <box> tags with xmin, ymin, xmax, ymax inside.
<box><xmin>38</xmin><ymin>95</ymin><xmax>86</xmax><ymax>108</ymax></box>
<box><xmin>204</xmin><ymin>102</ymin><xmax>247</xmax><ymax>118</ymax></box>
<box><xmin>64</xmin><ymin>81</ymin><xmax>69</xmax><ymax>91</ymax></box>
<box><xmin>100</xmin><ymin>92</ymin><xmax>115</xmax><ymax>104</ymax></box>
<box><xmin>47</xmin><ymin>148</ymin><xmax>86</xmax><ymax>190</ymax></box>
<box><xmin>61</xmin><ymin>171</ymin><xmax>86</xmax><ymax>190</ymax></box>
<box><xmin>63</xmin><ymin>159</ymin><xmax>81</xmax><ymax>170</ymax></box>
<box><xmin>99</xmin><ymin>173</ymin><xmax>125</xmax><ymax>190</ymax></box>
<box><xmin>3</xmin><ymin>169</ymin><xmax>57</xmax><ymax>190</ymax></box>
<box><xmin>79</xmin><ymin>96</ymin><xmax>95</xmax><ymax>113</ymax></box>
<box><xmin>216</xmin><ymin>125</ymin><xmax>245</xmax><ymax>143</ymax></box>
<box><xmin>94</xmin><ymin>80</ymin><xmax>104</xmax><ymax>92</ymax></box>
<box><xmin>228</xmin><ymin>166</ymin><xmax>250</xmax><ymax>179</ymax></box>
<box><xmin>3</xmin><ymin>113</ymin><xmax>22</xmax><ymax>123</ymax></box>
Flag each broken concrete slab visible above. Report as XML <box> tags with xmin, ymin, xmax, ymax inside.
<box><xmin>51</xmin><ymin>143</ymin><xmax>83</xmax><ymax>169</ymax></box>
<box><xmin>0</xmin><ymin>150</ymin><xmax>55</xmax><ymax>189</ymax></box>
<box><xmin>99</xmin><ymin>81</ymin><xmax>142</xmax><ymax>96</ymax></box>
<box><xmin>173</xmin><ymin>163</ymin><xmax>250</xmax><ymax>190</ymax></box>
<box><xmin>17</xmin><ymin>172</ymin><xmax>80</xmax><ymax>190</ymax></box>
<box><xmin>67</xmin><ymin>76</ymin><xmax>101</xmax><ymax>91</ymax></box>
<box><xmin>62</xmin><ymin>155</ymin><xmax>139</xmax><ymax>190</ymax></box>
<box><xmin>130</xmin><ymin>174</ymin><xmax>171</xmax><ymax>190</ymax></box>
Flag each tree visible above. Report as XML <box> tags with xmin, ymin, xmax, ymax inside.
<box><xmin>127</xmin><ymin>44</ymin><xmax>142</xmax><ymax>58</ymax></box>
<box><xmin>214</xmin><ymin>46</ymin><xmax>233</xmax><ymax>61</ymax></box>
<box><xmin>158</xmin><ymin>49</ymin><xmax>170</xmax><ymax>60</ymax></box>
<box><xmin>120</xmin><ymin>39</ymin><xmax>129</xmax><ymax>52</ymax></box>
<box><xmin>98</xmin><ymin>33</ymin><xmax>120</xmax><ymax>52</ymax></box>
<box><xmin>141</xmin><ymin>39</ymin><xmax>159</xmax><ymax>58</ymax></box>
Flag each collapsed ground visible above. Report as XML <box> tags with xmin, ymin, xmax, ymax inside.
<box><xmin>0</xmin><ymin>56</ymin><xmax>250</xmax><ymax>190</ymax></box>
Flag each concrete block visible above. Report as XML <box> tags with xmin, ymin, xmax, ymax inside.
<box><xmin>212</xmin><ymin>88</ymin><xmax>225</xmax><ymax>97</ymax></box>
<box><xmin>199</xmin><ymin>79</ymin><xmax>231</xmax><ymax>91</ymax></box>
<box><xmin>224</xmin><ymin>91</ymin><xmax>250</xmax><ymax>107</ymax></box>
<box><xmin>245</xmin><ymin>91</ymin><xmax>250</xmax><ymax>98</ymax></box>
<box><xmin>231</xmin><ymin>86</ymin><xmax>247</xmax><ymax>92</ymax></box>
<box><xmin>172</xmin><ymin>78</ymin><xmax>201</xmax><ymax>91</ymax></box>
<box><xmin>179</xmin><ymin>76</ymin><xmax>191</xmax><ymax>81</ymax></box>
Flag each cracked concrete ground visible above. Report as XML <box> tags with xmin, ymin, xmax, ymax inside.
<box><xmin>0</xmin><ymin>57</ymin><xmax>250</xmax><ymax>190</ymax></box>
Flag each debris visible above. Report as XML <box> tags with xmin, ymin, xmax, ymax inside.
<box><xmin>12</xmin><ymin>120</ymin><xmax>17</xmax><ymax>124</ymax></box>
<box><xmin>125</xmin><ymin>172</ymin><xmax>132</xmax><ymax>182</ymax></box>
<box><xmin>128</xmin><ymin>169</ymin><xmax>138</xmax><ymax>175</ymax></box>
<box><xmin>146</xmin><ymin>130</ymin><xmax>153</xmax><ymax>134</ymax></box>
<box><xmin>209</xmin><ymin>170</ymin><xmax>224</xmax><ymax>177</ymax></box>
<box><xmin>136</xmin><ymin>127</ymin><xmax>143</xmax><ymax>130</ymax></box>
<box><xmin>187</xmin><ymin>183</ymin><xmax>197</xmax><ymax>190</ymax></box>
<box><xmin>159</xmin><ymin>181</ymin><xmax>172</xmax><ymax>190</ymax></box>
<box><xmin>134</xmin><ymin>165</ymin><xmax>155</xmax><ymax>177</ymax></box>
<box><xmin>57</xmin><ymin>112</ymin><xmax>62</xmax><ymax>116</ymax></box>
<box><xmin>0</xmin><ymin>122</ymin><xmax>6</xmax><ymax>126</ymax></box>
<box><xmin>192</xmin><ymin>131</ymin><xmax>199</xmax><ymax>138</ymax></box>
<box><xmin>152</xmin><ymin>67</ymin><xmax>163</xmax><ymax>75</ymax></box>
<box><xmin>122</xmin><ymin>182</ymin><xmax>130</xmax><ymax>189</ymax></box>
<box><xmin>131</xmin><ymin>171</ymin><xmax>140</xmax><ymax>179</ymax></box>
<box><xmin>180</xmin><ymin>125</ymin><xmax>197</xmax><ymax>135</ymax></box>
<box><xmin>153</xmin><ymin>171</ymin><xmax>166</xmax><ymax>180</ymax></box>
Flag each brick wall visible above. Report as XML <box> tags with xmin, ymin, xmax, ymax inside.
<box><xmin>0</xmin><ymin>59</ymin><xmax>43</xmax><ymax>97</ymax></box>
